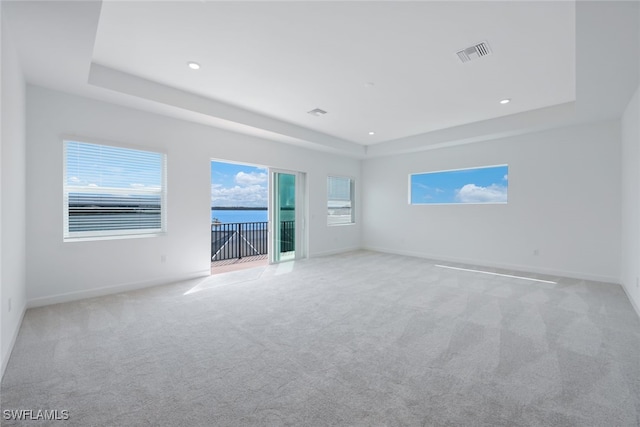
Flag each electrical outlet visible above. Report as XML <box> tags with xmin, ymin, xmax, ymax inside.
<box><xmin>8</xmin><ymin>298</ymin><xmax>12</xmax><ymax>312</ymax></box>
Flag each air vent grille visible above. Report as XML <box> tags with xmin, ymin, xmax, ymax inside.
<box><xmin>456</xmin><ymin>41</ymin><xmax>492</xmax><ymax>63</ymax></box>
<box><xmin>307</xmin><ymin>108</ymin><xmax>327</xmax><ymax>116</ymax></box>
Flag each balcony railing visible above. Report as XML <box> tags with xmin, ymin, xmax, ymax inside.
<box><xmin>211</xmin><ymin>221</ymin><xmax>295</xmax><ymax>261</ymax></box>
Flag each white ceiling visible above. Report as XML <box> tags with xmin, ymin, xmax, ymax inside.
<box><xmin>93</xmin><ymin>1</ymin><xmax>575</xmax><ymax>145</ymax></box>
<box><xmin>2</xmin><ymin>1</ymin><xmax>638</xmax><ymax>158</ymax></box>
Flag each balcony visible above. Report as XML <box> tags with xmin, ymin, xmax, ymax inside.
<box><xmin>210</xmin><ymin>221</ymin><xmax>294</xmax><ymax>274</ymax></box>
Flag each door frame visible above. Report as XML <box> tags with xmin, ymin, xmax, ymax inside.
<box><xmin>269</xmin><ymin>168</ymin><xmax>307</xmax><ymax>263</ymax></box>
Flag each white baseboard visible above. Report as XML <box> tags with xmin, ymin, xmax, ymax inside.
<box><xmin>621</xmin><ymin>282</ymin><xmax>640</xmax><ymax>321</ymax></box>
<box><xmin>27</xmin><ymin>270</ymin><xmax>210</xmax><ymax>308</ymax></box>
<box><xmin>362</xmin><ymin>246</ymin><xmax>620</xmax><ymax>284</ymax></box>
<box><xmin>1</xmin><ymin>303</ymin><xmax>27</xmax><ymax>380</ymax></box>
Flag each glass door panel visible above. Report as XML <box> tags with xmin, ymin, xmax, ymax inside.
<box><xmin>270</xmin><ymin>169</ymin><xmax>306</xmax><ymax>264</ymax></box>
<box><xmin>273</xmin><ymin>172</ymin><xmax>296</xmax><ymax>262</ymax></box>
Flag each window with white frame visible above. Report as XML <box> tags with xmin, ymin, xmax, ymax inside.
<box><xmin>409</xmin><ymin>164</ymin><xmax>508</xmax><ymax>205</ymax></box>
<box><xmin>327</xmin><ymin>176</ymin><xmax>354</xmax><ymax>225</ymax></box>
<box><xmin>63</xmin><ymin>140</ymin><xmax>166</xmax><ymax>240</ymax></box>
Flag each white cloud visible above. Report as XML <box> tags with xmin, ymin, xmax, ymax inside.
<box><xmin>211</xmin><ymin>184</ymin><xmax>267</xmax><ymax>207</ymax></box>
<box><xmin>503</xmin><ymin>174</ymin><xmax>508</xmax><ymax>181</ymax></box>
<box><xmin>414</xmin><ymin>183</ymin><xmax>443</xmax><ymax>193</ymax></box>
<box><xmin>455</xmin><ymin>183</ymin><xmax>507</xmax><ymax>203</ymax></box>
<box><xmin>235</xmin><ymin>171</ymin><xmax>267</xmax><ymax>186</ymax></box>
<box><xmin>211</xmin><ymin>171</ymin><xmax>268</xmax><ymax>207</ymax></box>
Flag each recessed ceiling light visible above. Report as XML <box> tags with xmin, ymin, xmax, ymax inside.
<box><xmin>369</xmin><ymin>131</ymin><xmax>375</xmax><ymax>135</ymax></box>
<box><xmin>500</xmin><ymin>98</ymin><xmax>511</xmax><ymax>104</ymax></box>
<box><xmin>187</xmin><ymin>62</ymin><xmax>200</xmax><ymax>70</ymax></box>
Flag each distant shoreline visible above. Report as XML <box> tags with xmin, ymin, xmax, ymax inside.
<box><xmin>211</xmin><ymin>207</ymin><xmax>267</xmax><ymax>211</ymax></box>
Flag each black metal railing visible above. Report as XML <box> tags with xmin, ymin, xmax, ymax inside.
<box><xmin>211</xmin><ymin>221</ymin><xmax>296</xmax><ymax>261</ymax></box>
<box><xmin>211</xmin><ymin>222</ymin><xmax>267</xmax><ymax>261</ymax></box>
<box><xmin>280</xmin><ymin>220</ymin><xmax>295</xmax><ymax>253</ymax></box>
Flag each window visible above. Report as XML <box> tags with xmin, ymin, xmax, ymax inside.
<box><xmin>410</xmin><ymin>164</ymin><xmax>508</xmax><ymax>205</ymax></box>
<box><xmin>328</xmin><ymin>176</ymin><xmax>354</xmax><ymax>225</ymax></box>
<box><xmin>64</xmin><ymin>140</ymin><xmax>166</xmax><ymax>240</ymax></box>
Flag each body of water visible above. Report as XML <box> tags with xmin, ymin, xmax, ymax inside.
<box><xmin>211</xmin><ymin>209</ymin><xmax>268</xmax><ymax>224</ymax></box>
<box><xmin>211</xmin><ymin>209</ymin><xmax>298</xmax><ymax>224</ymax></box>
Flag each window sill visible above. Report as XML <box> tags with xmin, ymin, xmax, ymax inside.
<box><xmin>64</xmin><ymin>232</ymin><xmax>166</xmax><ymax>243</ymax></box>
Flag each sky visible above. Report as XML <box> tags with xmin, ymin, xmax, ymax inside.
<box><xmin>211</xmin><ymin>161</ymin><xmax>268</xmax><ymax>207</ymax></box>
<box><xmin>68</xmin><ymin>142</ymin><xmax>505</xmax><ymax>208</ymax></box>
<box><xmin>410</xmin><ymin>165</ymin><xmax>508</xmax><ymax>204</ymax></box>
<box><xmin>67</xmin><ymin>143</ymin><xmax>268</xmax><ymax>207</ymax></box>
<box><xmin>66</xmin><ymin>141</ymin><xmax>162</xmax><ymax>191</ymax></box>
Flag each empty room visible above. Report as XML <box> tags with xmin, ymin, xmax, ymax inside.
<box><xmin>1</xmin><ymin>1</ymin><xmax>640</xmax><ymax>425</ymax></box>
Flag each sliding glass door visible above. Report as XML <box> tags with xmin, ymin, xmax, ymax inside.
<box><xmin>270</xmin><ymin>169</ymin><xmax>306</xmax><ymax>263</ymax></box>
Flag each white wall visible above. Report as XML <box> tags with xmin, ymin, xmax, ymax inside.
<box><xmin>26</xmin><ymin>86</ymin><xmax>360</xmax><ymax>306</ymax></box>
<box><xmin>362</xmin><ymin>121</ymin><xmax>621</xmax><ymax>282</ymax></box>
<box><xmin>1</xmin><ymin>9</ymin><xmax>27</xmax><ymax>377</ymax></box>
<box><xmin>621</xmin><ymin>84</ymin><xmax>640</xmax><ymax>315</ymax></box>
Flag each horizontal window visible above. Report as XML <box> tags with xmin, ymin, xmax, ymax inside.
<box><xmin>410</xmin><ymin>164</ymin><xmax>508</xmax><ymax>205</ymax></box>
<box><xmin>328</xmin><ymin>176</ymin><xmax>355</xmax><ymax>225</ymax></box>
<box><xmin>64</xmin><ymin>140</ymin><xmax>166</xmax><ymax>240</ymax></box>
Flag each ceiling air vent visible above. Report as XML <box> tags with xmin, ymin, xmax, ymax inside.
<box><xmin>456</xmin><ymin>41</ymin><xmax>492</xmax><ymax>63</ymax></box>
<box><xmin>307</xmin><ymin>108</ymin><xmax>327</xmax><ymax>116</ymax></box>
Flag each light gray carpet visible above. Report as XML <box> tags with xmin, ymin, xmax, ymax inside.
<box><xmin>2</xmin><ymin>251</ymin><xmax>640</xmax><ymax>426</ymax></box>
